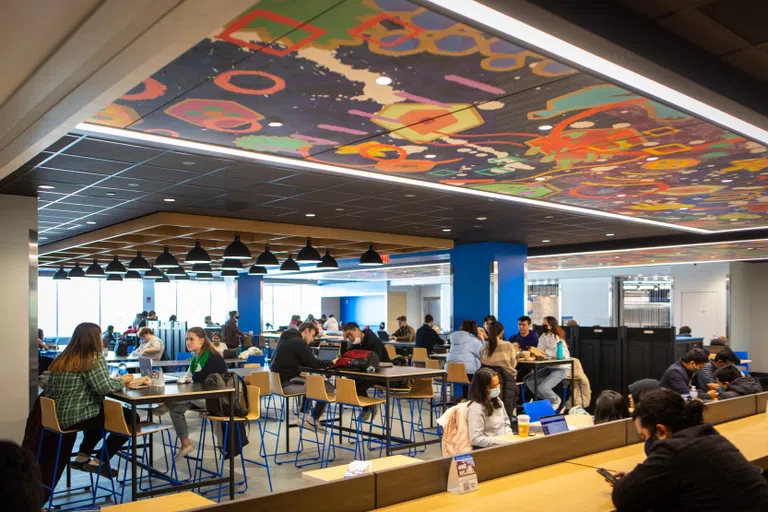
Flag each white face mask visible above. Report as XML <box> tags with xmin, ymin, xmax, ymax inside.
<box><xmin>488</xmin><ymin>386</ymin><xmax>501</xmax><ymax>399</ymax></box>
<box><xmin>352</xmin><ymin>337</ymin><xmax>362</xmax><ymax>345</ymax></box>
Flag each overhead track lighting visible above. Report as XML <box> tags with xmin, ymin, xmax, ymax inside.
<box><xmin>105</xmin><ymin>255</ymin><xmax>127</xmax><ymax>274</ymax></box>
<box><xmin>280</xmin><ymin>254</ymin><xmax>300</xmax><ymax>272</ymax></box>
<box><xmin>317</xmin><ymin>249</ymin><xmax>339</xmax><ymax>269</ymax></box>
<box><xmin>68</xmin><ymin>261</ymin><xmax>86</xmax><ymax>279</ymax></box>
<box><xmin>223</xmin><ymin>234</ymin><xmax>251</xmax><ymax>260</ymax></box>
<box><xmin>297</xmin><ymin>239</ymin><xmax>322</xmax><ymax>263</ymax></box>
<box><xmin>53</xmin><ymin>265</ymin><xmax>69</xmax><ymax>280</ymax></box>
<box><xmin>128</xmin><ymin>251</ymin><xmax>151</xmax><ymax>272</ymax></box>
<box><xmin>359</xmin><ymin>244</ymin><xmax>383</xmax><ymax>266</ymax></box>
<box><xmin>85</xmin><ymin>259</ymin><xmax>105</xmax><ymax>278</ymax></box>
<box><xmin>248</xmin><ymin>265</ymin><xmax>267</xmax><ymax>275</ymax></box>
<box><xmin>256</xmin><ymin>245</ymin><xmax>279</xmax><ymax>267</ymax></box>
<box><xmin>155</xmin><ymin>247</ymin><xmax>179</xmax><ymax>269</ymax></box>
<box><xmin>185</xmin><ymin>240</ymin><xmax>211</xmax><ymax>264</ymax></box>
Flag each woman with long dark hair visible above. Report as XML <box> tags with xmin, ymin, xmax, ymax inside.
<box><xmin>612</xmin><ymin>388</ymin><xmax>768</xmax><ymax>510</ymax></box>
<box><xmin>41</xmin><ymin>322</ymin><xmax>134</xmax><ymax>477</ymax></box>
<box><xmin>593</xmin><ymin>390</ymin><xmax>631</xmax><ymax>424</ymax></box>
<box><xmin>480</xmin><ymin>321</ymin><xmax>517</xmax><ymax>377</ymax></box>
<box><xmin>466</xmin><ymin>368</ymin><xmax>512</xmax><ymax>448</ymax></box>
<box><xmin>524</xmin><ymin>316</ymin><xmax>570</xmax><ymax>410</ymax></box>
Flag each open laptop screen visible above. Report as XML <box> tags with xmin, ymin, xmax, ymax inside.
<box><xmin>540</xmin><ymin>415</ymin><xmax>569</xmax><ymax>435</ymax></box>
<box><xmin>317</xmin><ymin>347</ymin><xmax>339</xmax><ymax>362</ymax></box>
<box><xmin>138</xmin><ymin>356</ymin><xmax>152</xmax><ymax>378</ymax></box>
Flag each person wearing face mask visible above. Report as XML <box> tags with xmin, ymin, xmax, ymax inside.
<box><xmin>342</xmin><ymin>322</ymin><xmax>391</xmax><ymax>420</ymax></box>
<box><xmin>223</xmin><ymin>310</ymin><xmax>245</xmax><ymax>349</ymax></box>
<box><xmin>466</xmin><ymin>368</ymin><xmax>512</xmax><ymax>449</ymax></box>
<box><xmin>712</xmin><ymin>365</ymin><xmax>761</xmax><ymax>400</ymax></box>
<box><xmin>524</xmin><ymin>316</ymin><xmax>570</xmax><ymax>410</ymax></box>
<box><xmin>610</xmin><ymin>388</ymin><xmax>768</xmax><ymax>511</ymax></box>
<box><xmin>698</xmin><ymin>346</ymin><xmax>741</xmax><ymax>391</ymax></box>
<box><xmin>659</xmin><ymin>348</ymin><xmax>709</xmax><ymax>396</ymax></box>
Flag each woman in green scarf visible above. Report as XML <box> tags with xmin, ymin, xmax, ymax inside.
<box><xmin>161</xmin><ymin>327</ymin><xmax>227</xmax><ymax>461</ymax></box>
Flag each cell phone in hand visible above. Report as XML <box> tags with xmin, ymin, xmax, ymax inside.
<box><xmin>597</xmin><ymin>467</ymin><xmax>618</xmax><ymax>485</ymax></box>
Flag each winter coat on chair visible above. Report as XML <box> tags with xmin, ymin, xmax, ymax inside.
<box><xmin>437</xmin><ymin>402</ymin><xmax>472</xmax><ymax>457</ymax></box>
<box><xmin>565</xmin><ymin>358</ymin><xmax>592</xmax><ymax>409</ymax></box>
<box><xmin>480</xmin><ymin>364</ymin><xmax>519</xmax><ymax>422</ymax></box>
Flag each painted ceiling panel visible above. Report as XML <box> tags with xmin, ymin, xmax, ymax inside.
<box><xmin>86</xmin><ymin>0</ymin><xmax>768</xmax><ymax>232</ymax></box>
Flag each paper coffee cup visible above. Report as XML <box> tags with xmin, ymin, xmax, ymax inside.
<box><xmin>518</xmin><ymin>414</ymin><xmax>530</xmax><ymax>437</ymax></box>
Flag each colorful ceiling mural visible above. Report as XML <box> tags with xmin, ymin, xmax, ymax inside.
<box><xmin>527</xmin><ymin>239</ymin><xmax>768</xmax><ymax>271</ymax></box>
<box><xmin>86</xmin><ymin>0</ymin><xmax>768</xmax><ymax>232</ymax></box>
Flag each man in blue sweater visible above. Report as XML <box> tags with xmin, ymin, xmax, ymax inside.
<box><xmin>659</xmin><ymin>348</ymin><xmax>709</xmax><ymax>395</ymax></box>
<box><xmin>509</xmin><ymin>316</ymin><xmax>539</xmax><ymax>350</ymax></box>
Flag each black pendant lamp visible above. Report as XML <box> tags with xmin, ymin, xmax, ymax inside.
<box><xmin>359</xmin><ymin>244</ymin><xmax>383</xmax><ymax>266</ymax></box>
<box><xmin>124</xmin><ymin>270</ymin><xmax>142</xmax><ymax>280</ymax></box>
<box><xmin>85</xmin><ymin>259</ymin><xmax>106</xmax><ymax>277</ymax></box>
<box><xmin>221</xmin><ymin>269</ymin><xmax>239</xmax><ymax>278</ymax></box>
<box><xmin>166</xmin><ymin>266</ymin><xmax>187</xmax><ymax>277</ymax></box>
<box><xmin>128</xmin><ymin>251</ymin><xmax>151</xmax><ymax>272</ymax></box>
<box><xmin>155</xmin><ymin>246</ymin><xmax>179</xmax><ymax>269</ymax></box>
<box><xmin>105</xmin><ymin>255</ymin><xmax>127</xmax><ymax>274</ymax></box>
<box><xmin>255</xmin><ymin>244</ymin><xmax>279</xmax><ymax>268</ymax></box>
<box><xmin>223</xmin><ymin>233</ymin><xmax>251</xmax><ymax>260</ymax></box>
<box><xmin>156</xmin><ymin>275</ymin><xmax>171</xmax><ymax>283</ymax></box>
<box><xmin>68</xmin><ymin>261</ymin><xmax>86</xmax><ymax>278</ymax></box>
<box><xmin>185</xmin><ymin>240</ymin><xmax>211</xmax><ymax>265</ymax></box>
<box><xmin>174</xmin><ymin>274</ymin><xmax>190</xmax><ymax>281</ymax></box>
<box><xmin>144</xmin><ymin>266</ymin><xmax>164</xmax><ymax>279</ymax></box>
<box><xmin>190</xmin><ymin>263</ymin><xmax>213</xmax><ymax>275</ymax></box>
<box><xmin>106</xmin><ymin>273</ymin><xmax>123</xmax><ymax>282</ymax></box>
<box><xmin>280</xmin><ymin>254</ymin><xmax>300</xmax><ymax>272</ymax></box>
<box><xmin>53</xmin><ymin>265</ymin><xmax>69</xmax><ymax>280</ymax></box>
<box><xmin>317</xmin><ymin>249</ymin><xmax>339</xmax><ymax>269</ymax></box>
<box><xmin>221</xmin><ymin>259</ymin><xmax>245</xmax><ymax>272</ymax></box>
<box><xmin>248</xmin><ymin>264</ymin><xmax>267</xmax><ymax>275</ymax></box>
<box><xmin>297</xmin><ymin>238</ymin><xmax>322</xmax><ymax>263</ymax></box>
<box><xmin>196</xmin><ymin>272</ymin><xmax>214</xmax><ymax>280</ymax></box>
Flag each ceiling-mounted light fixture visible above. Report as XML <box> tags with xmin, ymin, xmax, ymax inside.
<box><xmin>317</xmin><ymin>249</ymin><xmax>339</xmax><ymax>269</ymax></box>
<box><xmin>155</xmin><ymin>247</ymin><xmax>179</xmax><ymax>268</ymax></box>
<box><xmin>220</xmin><ymin>269</ymin><xmax>240</xmax><ymax>278</ymax></box>
<box><xmin>144</xmin><ymin>266</ymin><xmax>164</xmax><ymax>279</ymax></box>
<box><xmin>124</xmin><ymin>270</ymin><xmax>142</xmax><ymax>280</ymax></box>
<box><xmin>166</xmin><ymin>266</ymin><xmax>187</xmax><ymax>277</ymax></box>
<box><xmin>221</xmin><ymin>259</ymin><xmax>245</xmax><ymax>272</ymax></box>
<box><xmin>106</xmin><ymin>273</ymin><xmax>123</xmax><ymax>282</ymax></box>
<box><xmin>248</xmin><ymin>264</ymin><xmax>267</xmax><ymax>275</ymax></box>
<box><xmin>223</xmin><ymin>234</ymin><xmax>251</xmax><ymax>260</ymax></box>
<box><xmin>155</xmin><ymin>275</ymin><xmax>171</xmax><ymax>283</ymax></box>
<box><xmin>128</xmin><ymin>251</ymin><xmax>151</xmax><ymax>272</ymax></box>
<box><xmin>185</xmin><ymin>240</ymin><xmax>211</xmax><ymax>264</ymax></box>
<box><xmin>174</xmin><ymin>274</ymin><xmax>190</xmax><ymax>280</ymax></box>
<box><xmin>190</xmin><ymin>263</ymin><xmax>213</xmax><ymax>275</ymax></box>
<box><xmin>85</xmin><ymin>259</ymin><xmax>106</xmax><ymax>278</ymax></box>
<box><xmin>105</xmin><ymin>255</ymin><xmax>127</xmax><ymax>274</ymax></box>
<box><xmin>196</xmin><ymin>272</ymin><xmax>214</xmax><ymax>280</ymax></box>
<box><xmin>68</xmin><ymin>261</ymin><xmax>86</xmax><ymax>279</ymax></box>
<box><xmin>359</xmin><ymin>244</ymin><xmax>383</xmax><ymax>266</ymax></box>
<box><xmin>280</xmin><ymin>254</ymin><xmax>300</xmax><ymax>272</ymax></box>
<box><xmin>296</xmin><ymin>238</ymin><xmax>322</xmax><ymax>263</ymax></box>
<box><xmin>256</xmin><ymin>245</ymin><xmax>279</xmax><ymax>267</ymax></box>
<box><xmin>53</xmin><ymin>265</ymin><xmax>69</xmax><ymax>280</ymax></box>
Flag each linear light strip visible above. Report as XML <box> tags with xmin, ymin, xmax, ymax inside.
<box><xmin>528</xmin><ymin>237</ymin><xmax>768</xmax><ymax>259</ymax></box>
<box><xmin>426</xmin><ymin>1</ymin><xmax>768</xmax><ymax>146</ymax></box>
<box><xmin>530</xmin><ymin>256</ymin><xmax>768</xmax><ymax>273</ymax></box>
<box><xmin>275</xmin><ymin>262</ymin><xmax>449</xmax><ymax>278</ymax></box>
<box><xmin>75</xmin><ymin>123</ymin><xmax>710</xmax><ymax>234</ymax></box>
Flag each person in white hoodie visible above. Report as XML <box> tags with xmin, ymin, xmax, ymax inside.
<box><xmin>524</xmin><ymin>316</ymin><xmax>570</xmax><ymax>410</ymax></box>
<box><xmin>322</xmin><ymin>314</ymin><xmax>339</xmax><ymax>331</ymax></box>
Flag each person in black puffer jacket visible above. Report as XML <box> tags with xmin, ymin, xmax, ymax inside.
<box><xmin>713</xmin><ymin>365</ymin><xmax>762</xmax><ymax>400</ymax></box>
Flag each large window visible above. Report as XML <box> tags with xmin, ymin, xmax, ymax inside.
<box><xmin>101</xmin><ymin>279</ymin><xmax>143</xmax><ymax>332</ymax></box>
<box><xmin>262</xmin><ymin>283</ymin><xmax>321</xmax><ymax>330</ymax></box>
<box><xmin>154</xmin><ymin>280</ymin><xmax>237</xmax><ymax>327</ymax></box>
<box><xmin>57</xmin><ymin>278</ymin><xmax>100</xmax><ymax>336</ymax></box>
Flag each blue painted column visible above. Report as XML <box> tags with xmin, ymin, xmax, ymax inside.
<box><xmin>450</xmin><ymin>242</ymin><xmax>527</xmax><ymax>332</ymax></box>
<box><xmin>237</xmin><ymin>274</ymin><xmax>262</xmax><ymax>333</ymax></box>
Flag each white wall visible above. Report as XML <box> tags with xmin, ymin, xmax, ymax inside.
<box><xmin>0</xmin><ymin>195</ymin><xmax>37</xmax><ymax>441</ymax></box>
<box><xmin>560</xmin><ymin>277</ymin><xmax>612</xmax><ymax>326</ymax></box>
<box><xmin>671</xmin><ymin>263</ymin><xmax>729</xmax><ymax>340</ymax></box>
<box><xmin>389</xmin><ymin>285</ymin><xmax>421</xmax><ymax>327</ymax></box>
<box><xmin>729</xmin><ymin>262</ymin><xmax>768</xmax><ymax>373</ymax></box>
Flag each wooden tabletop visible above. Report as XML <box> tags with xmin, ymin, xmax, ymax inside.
<box><xmin>492</xmin><ymin>414</ymin><xmax>595</xmax><ymax>444</ymax></box>
<box><xmin>109</xmin><ymin>380</ymin><xmax>234</xmax><ymax>403</ymax></box>
<box><xmin>102</xmin><ymin>491</ymin><xmax>213</xmax><ymax>511</ymax></box>
<box><xmin>302</xmin><ymin>455</ymin><xmax>422</xmax><ymax>484</ymax></box>
<box><xmin>306</xmin><ymin>365</ymin><xmax>446</xmax><ymax>381</ymax></box>
<box><xmin>107</xmin><ymin>358</ymin><xmax>242</xmax><ymax>368</ymax></box>
<box><xmin>516</xmin><ymin>357</ymin><xmax>576</xmax><ymax>365</ymax></box>
<box><xmin>384</xmin><ymin>341</ymin><xmax>416</xmax><ymax>348</ymax></box>
<box><xmin>376</xmin><ymin>463</ymin><xmax>615</xmax><ymax>511</ymax></box>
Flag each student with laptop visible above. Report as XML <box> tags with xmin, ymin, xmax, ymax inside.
<box><xmin>270</xmin><ymin>322</ymin><xmax>336</xmax><ymax>431</ymax></box>
<box><xmin>610</xmin><ymin>388</ymin><xmax>768</xmax><ymax>510</ymax></box>
<box><xmin>342</xmin><ymin>322</ymin><xmax>391</xmax><ymax>420</ymax></box>
<box><xmin>415</xmin><ymin>314</ymin><xmax>444</xmax><ymax>354</ymax></box>
<box><xmin>466</xmin><ymin>368</ymin><xmax>512</xmax><ymax>449</ymax></box>
<box><xmin>131</xmin><ymin>327</ymin><xmax>164</xmax><ymax>361</ymax></box>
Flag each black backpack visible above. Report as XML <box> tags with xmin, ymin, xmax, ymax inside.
<box><xmin>204</xmin><ymin>372</ymin><xmax>250</xmax><ymax>418</ymax></box>
<box><xmin>116</xmin><ymin>341</ymin><xmax>129</xmax><ymax>357</ymax></box>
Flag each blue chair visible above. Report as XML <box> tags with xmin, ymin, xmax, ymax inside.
<box><xmin>523</xmin><ymin>400</ymin><xmax>557</xmax><ymax>422</ymax></box>
<box><xmin>176</xmin><ymin>351</ymin><xmax>193</xmax><ymax>360</ymax></box>
<box><xmin>246</xmin><ymin>354</ymin><xmax>266</xmax><ymax>366</ymax></box>
<box><xmin>734</xmin><ymin>351</ymin><xmax>750</xmax><ymax>375</ymax></box>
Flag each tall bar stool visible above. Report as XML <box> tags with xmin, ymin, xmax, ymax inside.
<box><xmin>101</xmin><ymin>398</ymin><xmax>177</xmax><ymax>504</ymax></box>
<box><xmin>37</xmin><ymin>397</ymin><xmax>98</xmax><ymax>512</ymax></box>
<box><xmin>196</xmin><ymin>385</ymin><xmax>272</xmax><ymax>501</ymax></box>
<box><xmin>266</xmin><ymin>372</ymin><xmax>305</xmax><ymax>464</ymax></box>
<box><xmin>295</xmin><ymin>375</ymin><xmax>336</xmax><ymax>469</ymax></box>
<box><xmin>391</xmin><ymin>378</ymin><xmax>436</xmax><ymax>456</ymax></box>
<box><xmin>446</xmin><ymin>362</ymin><xmax>472</xmax><ymax>402</ymax></box>
<box><xmin>326</xmin><ymin>378</ymin><xmax>386</xmax><ymax>461</ymax></box>
<box><xmin>244</xmin><ymin>371</ymin><xmax>273</xmax><ymax>421</ymax></box>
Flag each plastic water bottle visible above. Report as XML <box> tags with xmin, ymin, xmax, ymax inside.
<box><xmin>556</xmin><ymin>341</ymin><xmax>564</xmax><ymax>360</ymax></box>
<box><xmin>689</xmin><ymin>385</ymin><xmax>698</xmax><ymax>400</ymax></box>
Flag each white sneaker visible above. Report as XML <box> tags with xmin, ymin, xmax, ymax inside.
<box><xmin>175</xmin><ymin>444</ymin><xmax>194</xmax><ymax>461</ymax></box>
<box><xmin>552</xmin><ymin>396</ymin><xmax>562</xmax><ymax>412</ymax></box>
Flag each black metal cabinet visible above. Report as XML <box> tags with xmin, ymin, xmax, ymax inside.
<box><xmin>575</xmin><ymin>327</ymin><xmax>623</xmax><ymax>406</ymax></box>
<box><xmin>624</xmin><ymin>328</ymin><xmax>675</xmax><ymax>387</ymax></box>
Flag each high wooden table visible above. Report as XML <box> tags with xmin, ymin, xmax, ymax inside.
<box><xmin>102</xmin><ymin>492</ymin><xmax>214</xmax><ymax>511</ymax></box>
<box><xmin>516</xmin><ymin>357</ymin><xmax>576</xmax><ymax>405</ymax></box>
<box><xmin>302</xmin><ymin>455</ymin><xmax>422</xmax><ymax>484</ymax></box>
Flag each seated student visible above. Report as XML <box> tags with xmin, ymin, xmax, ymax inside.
<box><xmin>37</xmin><ymin>328</ymin><xmax>47</xmax><ymax>350</ymax></box>
<box><xmin>466</xmin><ymin>368</ymin><xmax>512</xmax><ymax>449</ymax></box>
<box><xmin>478</xmin><ymin>314</ymin><xmax>496</xmax><ymax>341</ymax></box>
<box><xmin>699</xmin><ymin>346</ymin><xmax>740</xmax><ymax>389</ymax></box>
<box><xmin>322</xmin><ymin>314</ymin><xmax>339</xmax><ymax>332</ymax></box>
<box><xmin>659</xmin><ymin>347</ymin><xmax>709</xmax><ymax>395</ymax></box>
<box><xmin>509</xmin><ymin>315</ymin><xmax>539</xmax><ymax>350</ymax></box>
<box><xmin>446</xmin><ymin>320</ymin><xmax>485</xmax><ymax>374</ymax></box>
<box><xmin>524</xmin><ymin>316</ymin><xmax>570</xmax><ymax>410</ymax></box>
<box><xmin>713</xmin><ymin>365</ymin><xmax>762</xmax><ymax>400</ymax></box>
<box><xmin>627</xmin><ymin>378</ymin><xmax>660</xmax><ymax>410</ymax></box>
<box><xmin>611</xmin><ymin>388</ymin><xmax>768</xmax><ymax>511</ymax></box>
<box><xmin>154</xmin><ymin>327</ymin><xmax>227</xmax><ymax>460</ymax></box>
<box><xmin>389</xmin><ymin>315</ymin><xmax>415</xmax><ymax>342</ymax></box>
<box><xmin>211</xmin><ymin>332</ymin><xmax>226</xmax><ymax>356</ymax></box>
<box><xmin>102</xmin><ymin>325</ymin><xmax>118</xmax><ymax>347</ymax></box>
<box><xmin>0</xmin><ymin>440</ymin><xmax>44</xmax><ymax>512</ymax></box>
<box><xmin>677</xmin><ymin>325</ymin><xmax>692</xmax><ymax>337</ymax></box>
<box><xmin>709</xmin><ymin>336</ymin><xmax>728</xmax><ymax>346</ymax></box>
<box><xmin>594</xmin><ymin>390</ymin><xmax>631</xmax><ymax>424</ymax></box>
<box><xmin>131</xmin><ymin>327</ymin><xmax>164</xmax><ymax>361</ymax></box>
<box><xmin>415</xmin><ymin>314</ymin><xmax>444</xmax><ymax>354</ymax></box>
<box><xmin>342</xmin><ymin>322</ymin><xmax>391</xmax><ymax>420</ymax></box>
<box><xmin>270</xmin><ymin>322</ymin><xmax>335</xmax><ymax>430</ymax></box>
<box><xmin>480</xmin><ymin>321</ymin><xmax>518</xmax><ymax>419</ymax></box>
<box><xmin>376</xmin><ymin>322</ymin><xmax>388</xmax><ymax>341</ymax></box>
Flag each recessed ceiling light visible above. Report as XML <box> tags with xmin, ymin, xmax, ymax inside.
<box><xmin>477</xmin><ymin>216</ymin><xmax>487</xmax><ymax>221</ymax></box>
<box><xmin>646</xmin><ymin>157</ymin><xmax>659</xmax><ymax>161</ymax></box>
<box><xmin>721</xmin><ymin>179</ymin><xmax>732</xmax><ymax>183</ymax></box>
<box><xmin>542</xmin><ymin>239</ymin><xmax>550</xmax><ymax>243</ymax></box>
<box><xmin>376</xmin><ymin>76</ymin><xmax>392</xmax><ymax>85</ymax></box>
<box><xmin>38</xmin><ymin>185</ymin><xmax>55</xmax><ymax>190</ymax></box>
<box><xmin>164</xmin><ymin>198</ymin><xmax>176</xmax><ymax>202</ymax></box>
<box><xmin>614</xmin><ymin>256</ymin><xmax>620</xmax><ymax>259</ymax></box>
<box><xmin>306</xmin><ymin>213</ymin><xmax>316</xmax><ymax>217</ymax></box>
<box><xmin>128</xmin><ymin>183</ymin><xmax>139</xmax><ymax>187</ymax></box>
<box><xmin>106</xmin><ymin>192</ymin><xmax>116</xmax><ymax>196</ymax></box>
<box><xmin>617</xmin><ymin>194</ymin><xmax>626</xmax><ymax>198</ymax></box>
<box><xmin>86</xmin><ymin>221</ymin><xmax>96</xmax><ymax>225</ymax></box>
<box><xmin>405</xmin><ymin>194</ymin><xmax>416</xmax><ymax>198</ymax></box>
<box><xmin>545</xmin><ymin>215</ymin><xmax>554</xmax><ymax>219</ymax></box>
<box><xmin>680</xmin><ymin>207</ymin><xmax>688</xmax><ymax>210</ymax></box>
<box><xmin>747</xmin><ymin>247</ymin><xmax>755</xmax><ymax>251</ymax></box>
<box><xmin>538</xmin><ymin>125</ymin><xmax>553</xmax><ymax>131</ymax></box>
<box><xmin>442</xmin><ymin>228</ymin><xmax>452</xmax><ymax>232</ymax></box>
<box><xmin>605</xmin><ymin>233</ymin><xmax>614</xmax><ymax>237</ymax></box>
<box><xmin>535</xmin><ymin>177</ymin><xmax>546</xmax><ymax>181</ymax></box>
<box><xmin>268</xmin><ymin>121</ymin><xmax>283</xmax><ymax>127</ymax></box>
<box><xmin>39</xmin><ymin>237</ymin><xmax>48</xmax><ymax>240</ymax></box>
<box><xmin>424</xmin><ymin>154</ymin><xmax>436</xmax><ymax>159</ymax></box>
<box><xmin>181</xmin><ymin>161</ymin><xmax>195</xmax><ymax>166</ymax></box>
<box><xmin>335</xmin><ymin>208</ymin><xmax>344</xmax><ymax>211</ymax></box>
<box><xmin>473</xmin><ymin>225</ymin><xmax>482</xmax><ymax>228</ymax></box>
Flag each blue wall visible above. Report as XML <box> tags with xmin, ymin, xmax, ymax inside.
<box><xmin>237</xmin><ymin>274</ymin><xmax>262</xmax><ymax>333</ymax></box>
<box><xmin>450</xmin><ymin>242</ymin><xmax>527</xmax><ymax>332</ymax></box>
<box><xmin>339</xmin><ymin>295</ymin><xmax>385</xmax><ymax>327</ymax></box>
